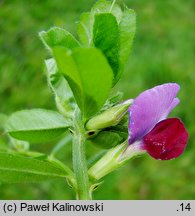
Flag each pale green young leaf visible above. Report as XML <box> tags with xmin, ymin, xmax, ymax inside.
<box><xmin>53</xmin><ymin>47</ymin><xmax>113</xmax><ymax>119</ymax></box>
<box><xmin>0</xmin><ymin>152</ymin><xmax>68</xmax><ymax>183</ymax></box>
<box><xmin>93</xmin><ymin>13</ymin><xmax>119</xmax><ymax>78</ymax></box>
<box><xmin>45</xmin><ymin>58</ymin><xmax>76</xmax><ymax>118</ymax></box>
<box><xmin>6</xmin><ymin>109</ymin><xmax>70</xmax><ymax>143</ymax></box>
<box><xmin>39</xmin><ymin>27</ymin><xmax>80</xmax><ymax>52</ymax></box>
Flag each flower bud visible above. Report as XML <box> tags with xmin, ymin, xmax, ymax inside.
<box><xmin>86</xmin><ymin>99</ymin><xmax>133</xmax><ymax>130</ymax></box>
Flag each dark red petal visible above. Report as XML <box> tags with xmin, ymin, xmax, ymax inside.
<box><xmin>143</xmin><ymin>118</ymin><xmax>188</xmax><ymax>160</ymax></box>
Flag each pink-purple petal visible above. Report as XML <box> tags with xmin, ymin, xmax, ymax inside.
<box><xmin>166</xmin><ymin>98</ymin><xmax>180</xmax><ymax>116</ymax></box>
<box><xmin>128</xmin><ymin>83</ymin><xmax>180</xmax><ymax>144</ymax></box>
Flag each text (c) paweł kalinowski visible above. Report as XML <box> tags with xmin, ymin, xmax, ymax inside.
<box><xmin>20</xmin><ymin>202</ymin><xmax>104</xmax><ymax>212</ymax></box>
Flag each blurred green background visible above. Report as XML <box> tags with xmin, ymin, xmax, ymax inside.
<box><xmin>0</xmin><ymin>0</ymin><xmax>195</xmax><ymax>199</ymax></box>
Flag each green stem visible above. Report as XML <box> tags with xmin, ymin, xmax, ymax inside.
<box><xmin>72</xmin><ymin>110</ymin><xmax>91</xmax><ymax>200</ymax></box>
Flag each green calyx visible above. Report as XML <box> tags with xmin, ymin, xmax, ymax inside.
<box><xmin>88</xmin><ymin>141</ymin><xmax>127</xmax><ymax>181</ymax></box>
<box><xmin>86</xmin><ymin>99</ymin><xmax>133</xmax><ymax>130</ymax></box>
<box><xmin>88</xmin><ymin>141</ymin><xmax>146</xmax><ymax>181</ymax></box>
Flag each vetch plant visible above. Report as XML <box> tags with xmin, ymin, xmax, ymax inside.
<box><xmin>0</xmin><ymin>0</ymin><xmax>188</xmax><ymax>200</ymax></box>
<box><xmin>88</xmin><ymin>84</ymin><xmax>188</xmax><ymax>181</ymax></box>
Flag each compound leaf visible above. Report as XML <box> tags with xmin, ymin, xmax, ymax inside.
<box><xmin>53</xmin><ymin>47</ymin><xmax>113</xmax><ymax>119</ymax></box>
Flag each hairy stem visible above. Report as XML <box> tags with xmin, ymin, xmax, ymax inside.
<box><xmin>72</xmin><ymin>110</ymin><xmax>91</xmax><ymax>200</ymax></box>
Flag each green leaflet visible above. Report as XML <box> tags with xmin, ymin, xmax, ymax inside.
<box><xmin>45</xmin><ymin>58</ymin><xmax>76</xmax><ymax>118</ymax></box>
<box><xmin>0</xmin><ymin>152</ymin><xmax>68</xmax><ymax>183</ymax></box>
<box><xmin>6</xmin><ymin>109</ymin><xmax>70</xmax><ymax>143</ymax></box>
<box><xmin>77</xmin><ymin>0</ymin><xmax>136</xmax><ymax>85</ymax></box>
<box><xmin>119</xmin><ymin>8</ymin><xmax>136</xmax><ymax>66</ymax></box>
<box><xmin>39</xmin><ymin>27</ymin><xmax>80</xmax><ymax>51</ymax></box>
<box><xmin>93</xmin><ymin>13</ymin><xmax>119</xmax><ymax>78</ymax></box>
<box><xmin>53</xmin><ymin>47</ymin><xmax>113</xmax><ymax>120</ymax></box>
<box><xmin>115</xmin><ymin>8</ymin><xmax>136</xmax><ymax>84</ymax></box>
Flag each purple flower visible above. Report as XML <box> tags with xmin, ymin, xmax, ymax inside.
<box><xmin>128</xmin><ymin>83</ymin><xmax>188</xmax><ymax>160</ymax></box>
